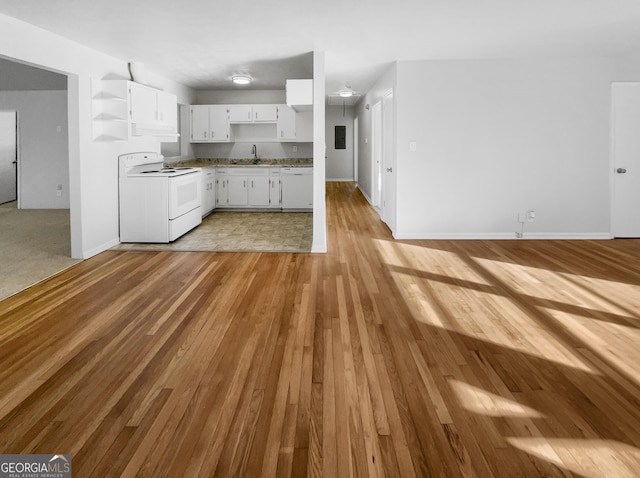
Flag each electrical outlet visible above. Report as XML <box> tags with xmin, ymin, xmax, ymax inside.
<box><xmin>526</xmin><ymin>210</ymin><xmax>536</xmax><ymax>222</ymax></box>
<box><xmin>292</xmin><ymin>145</ymin><xmax>298</xmax><ymax>152</ymax></box>
<box><xmin>518</xmin><ymin>212</ymin><xmax>526</xmax><ymax>223</ymax></box>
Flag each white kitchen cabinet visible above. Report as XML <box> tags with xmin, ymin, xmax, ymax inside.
<box><xmin>190</xmin><ymin>105</ymin><xmax>210</xmax><ymax>141</ymax></box>
<box><xmin>228</xmin><ymin>104</ymin><xmax>278</xmax><ymax>123</ymax></box>
<box><xmin>269</xmin><ymin>169</ymin><xmax>281</xmax><ymax>208</ymax></box>
<box><xmin>286</xmin><ymin>79</ymin><xmax>313</xmax><ymax>111</ymax></box>
<box><xmin>277</xmin><ymin>105</ymin><xmax>296</xmax><ymax>141</ymax></box>
<box><xmin>228</xmin><ymin>105</ymin><xmax>253</xmax><ymax>123</ymax></box>
<box><xmin>215</xmin><ymin>168</ymin><xmax>279</xmax><ymax>208</ymax></box>
<box><xmin>252</xmin><ymin>105</ymin><xmax>278</xmax><ymax>122</ymax></box>
<box><xmin>129</xmin><ymin>82</ymin><xmax>157</xmax><ymax>126</ymax></box>
<box><xmin>190</xmin><ymin>105</ymin><xmax>230</xmax><ymax>142</ymax></box>
<box><xmin>216</xmin><ymin>169</ymin><xmax>229</xmax><ymax>207</ymax></box>
<box><xmin>91</xmin><ymin>79</ymin><xmax>178</xmax><ymax>141</ymax></box>
<box><xmin>129</xmin><ymin>82</ymin><xmax>178</xmax><ymax>136</ymax></box>
<box><xmin>201</xmin><ymin>168</ymin><xmax>216</xmax><ymax>216</ymax></box>
<box><xmin>248</xmin><ymin>176</ymin><xmax>270</xmax><ymax>206</ymax></box>
<box><xmin>157</xmin><ymin>91</ymin><xmax>178</xmax><ymax>131</ymax></box>
<box><xmin>227</xmin><ymin>176</ymin><xmax>249</xmax><ymax>206</ymax></box>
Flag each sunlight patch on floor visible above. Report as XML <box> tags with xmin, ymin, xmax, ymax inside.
<box><xmin>543</xmin><ymin>308</ymin><xmax>640</xmax><ymax>382</ymax></box>
<box><xmin>375</xmin><ymin>240</ymin><xmax>596</xmax><ymax>373</ymax></box>
<box><xmin>506</xmin><ymin>437</ymin><xmax>640</xmax><ymax>478</ymax></box>
<box><xmin>449</xmin><ymin>379</ymin><xmax>544</xmax><ymax>418</ymax></box>
<box><xmin>374</xmin><ymin>239</ymin><xmax>493</xmax><ymax>285</ymax></box>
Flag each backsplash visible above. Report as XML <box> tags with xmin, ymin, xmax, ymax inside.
<box><xmin>192</xmin><ymin>142</ymin><xmax>312</xmax><ymax>160</ymax></box>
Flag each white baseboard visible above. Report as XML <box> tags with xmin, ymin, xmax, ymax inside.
<box><xmin>357</xmin><ymin>184</ymin><xmax>373</xmax><ymax>206</ymax></box>
<box><xmin>326</xmin><ymin>178</ymin><xmax>354</xmax><ymax>182</ymax></box>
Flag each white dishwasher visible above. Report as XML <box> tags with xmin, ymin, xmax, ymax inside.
<box><xmin>281</xmin><ymin>167</ymin><xmax>313</xmax><ymax>210</ymax></box>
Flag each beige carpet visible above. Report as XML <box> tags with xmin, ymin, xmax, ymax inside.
<box><xmin>113</xmin><ymin>211</ymin><xmax>313</xmax><ymax>252</ymax></box>
<box><xmin>0</xmin><ymin>205</ymin><xmax>81</xmax><ymax>301</ymax></box>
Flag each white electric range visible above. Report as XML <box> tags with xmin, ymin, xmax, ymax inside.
<box><xmin>118</xmin><ymin>152</ymin><xmax>202</xmax><ymax>243</ymax></box>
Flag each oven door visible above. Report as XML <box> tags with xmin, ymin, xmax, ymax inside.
<box><xmin>168</xmin><ymin>171</ymin><xmax>201</xmax><ymax>219</ymax></box>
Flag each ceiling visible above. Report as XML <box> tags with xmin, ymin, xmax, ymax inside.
<box><xmin>2</xmin><ymin>0</ymin><xmax>640</xmax><ymax>97</ymax></box>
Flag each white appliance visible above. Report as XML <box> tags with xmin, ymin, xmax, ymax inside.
<box><xmin>119</xmin><ymin>152</ymin><xmax>202</xmax><ymax>242</ymax></box>
<box><xmin>281</xmin><ymin>167</ymin><xmax>313</xmax><ymax>210</ymax></box>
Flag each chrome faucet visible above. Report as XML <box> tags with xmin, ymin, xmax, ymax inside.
<box><xmin>251</xmin><ymin>144</ymin><xmax>258</xmax><ymax>163</ymax></box>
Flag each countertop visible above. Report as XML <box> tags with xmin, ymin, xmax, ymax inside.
<box><xmin>168</xmin><ymin>158</ymin><xmax>313</xmax><ymax>168</ymax></box>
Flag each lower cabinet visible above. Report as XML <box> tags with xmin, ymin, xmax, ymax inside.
<box><xmin>269</xmin><ymin>169</ymin><xmax>281</xmax><ymax>208</ymax></box>
<box><xmin>201</xmin><ymin>168</ymin><xmax>216</xmax><ymax>217</ymax></box>
<box><xmin>216</xmin><ymin>167</ymin><xmax>283</xmax><ymax>208</ymax></box>
<box><xmin>248</xmin><ymin>176</ymin><xmax>270</xmax><ymax>206</ymax></box>
<box><xmin>228</xmin><ymin>176</ymin><xmax>249</xmax><ymax>206</ymax></box>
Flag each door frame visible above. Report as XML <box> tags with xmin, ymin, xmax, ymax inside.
<box><xmin>0</xmin><ymin>110</ymin><xmax>19</xmax><ymax>207</ymax></box>
<box><xmin>353</xmin><ymin>115</ymin><xmax>358</xmax><ymax>183</ymax></box>
<box><xmin>381</xmin><ymin>89</ymin><xmax>395</xmax><ymax>232</ymax></box>
<box><xmin>371</xmin><ymin>101</ymin><xmax>382</xmax><ymax>211</ymax></box>
<box><xmin>611</xmin><ymin>82</ymin><xmax>640</xmax><ymax>237</ymax></box>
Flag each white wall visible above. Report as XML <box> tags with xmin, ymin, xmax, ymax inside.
<box><xmin>325</xmin><ymin>105</ymin><xmax>354</xmax><ymax>181</ymax></box>
<box><xmin>312</xmin><ymin>52</ymin><xmax>326</xmax><ymax>253</ymax></box>
<box><xmin>387</xmin><ymin>58</ymin><xmax>640</xmax><ymax>239</ymax></box>
<box><xmin>1</xmin><ymin>13</ymin><xmax>196</xmax><ymax>258</ymax></box>
<box><xmin>0</xmin><ymin>90</ymin><xmax>69</xmax><ymax>208</ymax></box>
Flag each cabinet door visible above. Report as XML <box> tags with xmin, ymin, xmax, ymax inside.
<box><xmin>157</xmin><ymin>91</ymin><xmax>177</xmax><ymax>131</ymax></box>
<box><xmin>269</xmin><ymin>176</ymin><xmax>281</xmax><ymax>207</ymax></box>
<box><xmin>277</xmin><ymin>105</ymin><xmax>296</xmax><ymax>141</ymax></box>
<box><xmin>191</xmin><ymin>106</ymin><xmax>210</xmax><ymax>141</ymax></box>
<box><xmin>129</xmin><ymin>82</ymin><xmax>157</xmax><ymax>125</ymax></box>
<box><xmin>248</xmin><ymin>176</ymin><xmax>270</xmax><ymax>206</ymax></box>
<box><xmin>216</xmin><ymin>176</ymin><xmax>229</xmax><ymax>206</ymax></box>
<box><xmin>228</xmin><ymin>105</ymin><xmax>253</xmax><ymax>123</ymax></box>
<box><xmin>202</xmin><ymin>171</ymin><xmax>216</xmax><ymax>215</ymax></box>
<box><xmin>227</xmin><ymin>176</ymin><xmax>248</xmax><ymax>206</ymax></box>
<box><xmin>253</xmin><ymin>104</ymin><xmax>278</xmax><ymax>122</ymax></box>
<box><xmin>209</xmin><ymin>105</ymin><xmax>230</xmax><ymax>142</ymax></box>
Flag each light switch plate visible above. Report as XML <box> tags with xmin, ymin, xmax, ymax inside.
<box><xmin>409</xmin><ymin>141</ymin><xmax>417</xmax><ymax>151</ymax></box>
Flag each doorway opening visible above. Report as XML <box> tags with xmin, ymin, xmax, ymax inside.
<box><xmin>0</xmin><ymin>110</ymin><xmax>17</xmax><ymax>205</ymax></box>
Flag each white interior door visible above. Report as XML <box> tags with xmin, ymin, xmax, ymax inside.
<box><xmin>612</xmin><ymin>83</ymin><xmax>640</xmax><ymax>237</ymax></box>
<box><xmin>0</xmin><ymin>111</ymin><xmax>18</xmax><ymax>204</ymax></box>
<box><xmin>371</xmin><ymin>102</ymin><xmax>382</xmax><ymax>210</ymax></box>
<box><xmin>381</xmin><ymin>89</ymin><xmax>395</xmax><ymax>232</ymax></box>
<box><xmin>353</xmin><ymin>116</ymin><xmax>359</xmax><ymax>183</ymax></box>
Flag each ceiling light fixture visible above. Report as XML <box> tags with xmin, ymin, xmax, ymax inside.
<box><xmin>339</xmin><ymin>89</ymin><xmax>353</xmax><ymax>98</ymax></box>
<box><xmin>232</xmin><ymin>75</ymin><xmax>251</xmax><ymax>85</ymax></box>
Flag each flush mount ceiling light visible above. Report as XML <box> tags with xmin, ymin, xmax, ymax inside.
<box><xmin>339</xmin><ymin>89</ymin><xmax>353</xmax><ymax>97</ymax></box>
<box><xmin>232</xmin><ymin>75</ymin><xmax>252</xmax><ymax>85</ymax></box>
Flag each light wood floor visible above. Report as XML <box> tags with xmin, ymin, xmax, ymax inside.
<box><xmin>1</xmin><ymin>182</ymin><xmax>639</xmax><ymax>477</ymax></box>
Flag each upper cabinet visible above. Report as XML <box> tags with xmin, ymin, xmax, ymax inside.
<box><xmin>190</xmin><ymin>103</ymin><xmax>310</xmax><ymax>143</ymax></box>
<box><xmin>190</xmin><ymin>105</ymin><xmax>230</xmax><ymax>142</ymax></box>
<box><xmin>277</xmin><ymin>104</ymin><xmax>296</xmax><ymax>141</ymax></box>
<box><xmin>286</xmin><ymin>79</ymin><xmax>313</xmax><ymax>111</ymax></box>
<box><xmin>228</xmin><ymin>104</ymin><xmax>278</xmax><ymax>123</ymax></box>
<box><xmin>91</xmin><ymin>79</ymin><xmax>178</xmax><ymax>141</ymax></box>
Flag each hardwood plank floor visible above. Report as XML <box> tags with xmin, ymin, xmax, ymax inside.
<box><xmin>1</xmin><ymin>181</ymin><xmax>640</xmax><ymax>477</ymax></box>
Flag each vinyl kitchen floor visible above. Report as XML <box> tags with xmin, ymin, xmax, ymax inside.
<box><xmin>112</xmin><ymin>211</ymin><xmax>313</xmax><ymax>253</ymax></box>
